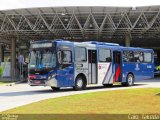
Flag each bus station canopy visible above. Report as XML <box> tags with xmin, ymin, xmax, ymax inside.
<box><xmin>0</xmin><ymin>6</ymin><xmax>160</xmax><ymax>47</ymax></box>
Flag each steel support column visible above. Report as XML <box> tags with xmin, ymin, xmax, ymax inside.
<box><xmin>11</xmin><ymin>38</ymin><xmax>16</xmax><ymax>79</ymax></box>
<box><xmin>0</xmin><ymin>45</ymin><xmax>4</xmax><ymax>62</ymax></box>
<box><xmin>125</xmin><ymin>33</ymin><xmax>131</xmax><ymax>47</ymax></box>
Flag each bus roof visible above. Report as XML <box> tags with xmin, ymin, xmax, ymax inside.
<box><xmin>30</xmin><ymin>40</ymin><xmax>153</xmax><ymax>52</ymax></box>
<box><xmin>121</xmin><ymin>46</ymin><xmax>153</xmax><ymax>52</ymax></box>
<box><xmin>82</xmin><ymin>41</ymin><xmax>119</xmax><ymax>46</ymax></box>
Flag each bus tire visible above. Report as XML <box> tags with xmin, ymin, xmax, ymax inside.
<box><xmin>74</xmin><ymin>75</ymin><xmax>86</xmax><ymax>91</ymax></box>
<box><xmin>126</xmin><ymin>74</ymin><xmax>134</xmax><ymax>86</ymax></box>
<box><xmin>103</xmin><ymin>84</ymin><xmax>113</xmax><ymax>87</ymax></box>
<box><xmin>51</xmin><ymin>87</ymin><xmax>60</xmax><ymax>91</ymax></box>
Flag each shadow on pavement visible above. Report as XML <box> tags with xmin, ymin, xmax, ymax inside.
<box><xmin>0</xmin><ymin>83</ymin><xmax>146</xmax><ymax>97</ymax></box>
<box><xmin>0</xmin><ymin>89</ymin><xmax>72</xmax><ymax>97</ymax></box>
<box><xmin>134</xmin><ymin>76</ymin><xmax>160</xmax><ymax>82</ymax></box>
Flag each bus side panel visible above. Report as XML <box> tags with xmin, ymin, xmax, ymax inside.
<box><xmin>74</xmin><ymin>62</ymin><xmax>88</xmax><ymax>84</ymax></box>
<box><xmin>141</xmin><ymin>63</ymin><xmax>154</xmax><ymax>79</ymax></box>
<box><xmin>141</xmin><ymin>51</ymin><xmax>154</xmax><ymax>79</ymax></box>
<box><xmin>123</xmin><ymin>63</ymin><xmax>154</xmax><ymax>82</ymax></box>
<box><xmin>98</xmin><ymin>62</ymin><xmax>114</xmax><ymax>84</ymax></box>
<box><xmin>114</xmin><ymin>63</ymin><xmax>121</xmax><ymax>82</ymax></box>
<box><xmin>68</xmin><ymin>47</ymin><xmax>75</xmax><ymax>87</ymax></box>
<box><xmin>122</xmin><ymin>63</ymin><xmax>136</xmax><ymax>82</ymax></box>
<box><xmin>122</xmin><ymin>63</ymin><xmax>150</xmax><ymax>82</ymax></box>
<box><xmin>122</xmin><ymin>50</ymin><xmax>154</xmax><ymax>82</ymax></box>
<box><xmin>67</xmin><ymin>66</ymin><xmax>75</xmax><ymax>86</ymax></box>
<box><xmin>56</xmin><ymin>43</ymin><xmax>75</xmax><ymax>87</ymax></box>
<box><xmin>57</xmin><ymin>65</ymin><xmax>74</xmax><ymax>87</ymax></box>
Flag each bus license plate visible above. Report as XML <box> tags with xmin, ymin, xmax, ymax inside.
<box><xmin>34</xmin><ymin>80</ymin><xmax>41</xmax><ymax>84</ymax></box>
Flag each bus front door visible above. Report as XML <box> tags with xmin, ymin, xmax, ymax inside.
<box><xmin>113</xmin><ymin>51</ymin><xmax>122</xmax><ymax>83</ymax></box>
<box><xmin>88</xmin><ymin>50</ymin><xmax>97</xmax><ymax>84</ymax></box>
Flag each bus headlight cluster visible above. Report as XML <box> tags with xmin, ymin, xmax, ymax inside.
<box><xmin>48</xmin><ymin>76</ymin><xmax>51</xmax><ymax>80</ymax></box>
<box><xmin>48</xmin><ymin>74</ymin><xmax>56</xmax><ymax>80</ymax></box>
<box><xmin>41</xmin><ymin>76</ymin><xmax>47</xmax><ymax>79</ymax></box>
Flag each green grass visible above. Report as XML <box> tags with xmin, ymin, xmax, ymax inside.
<box><xmin>1</xmin><ymin>88</ymin><xmax>160</xmax><ymax>120</ymax></box>
<box><xmin>2</xmin><ymin>88</ymin><xmax>160</xmax><ymax>114</ymax></box>
<box><xmin>0</xmin><ymin>81</ymin><xmax>13</xmax><ymax>85</ymax></box>
<box><xmin>0</xmin><ymin>82</ymin><xmax>5</xmax><ymax>84</ymax></box>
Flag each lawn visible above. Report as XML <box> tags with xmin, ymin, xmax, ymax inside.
<box><xmin>0</xmin><ymin>82</ymin><xmax>5</xmax><ymax>84</ymax></box>
<box><xmin>1</xmin><ymin>88</ymin><xmax>160</xmax><ymax>120</ymax></box>
<box><xmin>0</xmin><ymin>81</ymin><xmax>13</xmax><ymax>85</ymax></box>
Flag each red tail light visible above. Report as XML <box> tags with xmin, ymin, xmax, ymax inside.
<box><xmin>28</xmin><ymin>75</ymin><xmax>36</xmax><ymax>79</ymax></box>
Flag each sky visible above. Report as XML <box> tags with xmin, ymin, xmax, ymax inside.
<box><xmin>0</xmin><ymin>0</ymin><xmax>160</xmax><ymax>10</ymax></box>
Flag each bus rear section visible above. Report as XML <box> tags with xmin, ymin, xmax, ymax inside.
<box><xmin>122</xmin><ymin>48</ymin><xmax>154</xmax><ymax>85</ymax></box>
<box><xmin>96</xmin><ymin>46</ymin><xmax>154</xmax><ymax>87</ymax></box>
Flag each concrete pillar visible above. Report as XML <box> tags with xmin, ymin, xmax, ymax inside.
<box><xmin>11</xmin><ymin>38</ymin><xmax>16</xmax><ymax>79</ymax></box>
<box><xmin>0</xmin><ymin>45</ymin><xmax>4</xmax><ymax>62</ymax></box>
<box><xmin>125</xmin><ymin>34</ymin><xmax>131</xmax><ymax>47</ymax></box>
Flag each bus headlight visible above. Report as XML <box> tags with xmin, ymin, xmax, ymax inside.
<box><xmin>41</xmin><ymin>76</ymin><xmax>47</xmax><ymax>79</ymax></box>
<box><xmin>48</xmin><ymin>74</ymin><xmax>56</xmax><ymax>80</ymax></box>
<box><xmin>48</xmin><ymin>76</ymin><xmax>52</xmax><ymax>80</ymax></box>
<box><xmin>52</xmin><ymin>74</ymin><xmax>56</xmax><ymax>77</ymax></box>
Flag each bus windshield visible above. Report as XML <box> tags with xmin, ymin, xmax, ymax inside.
<box><xmin>29</xmin><ymin>49</ymin><xmax>56</xmax><ymax>69</ymax></box>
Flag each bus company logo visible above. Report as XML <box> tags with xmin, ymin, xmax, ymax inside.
<box><xmin>135</xmin><ymin>64</ymin><xmax>140</xmax><ymax>71</ymax></box>
<box><xmin>98</xmin><ymin>64</ymin><xmax>108</xmax><ymax>69</ymax></box>
<box><xmin>98</xmin><ymin>65</ymin><xmax>101</xmax><ymax>69</ymax></box>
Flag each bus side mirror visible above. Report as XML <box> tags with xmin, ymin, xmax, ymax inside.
<box><xmin>58</xmin><ymin>51</ymin><xmax>62</xmax><ymax>64</ymax></box>
<box><xmin>106</xmin><ymin>58</ymin><xmax>111</xmax><ymax>62</ymax></box>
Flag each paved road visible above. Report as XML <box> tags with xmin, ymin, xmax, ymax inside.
<box><xmin>0</xmin><ymin>78</ymin><xmax>160</xmax><ymax>112</ymax></box>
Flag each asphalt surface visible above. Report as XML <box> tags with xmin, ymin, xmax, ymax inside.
<box><xmin>0</xmin><ymin>78</ymin><xmax>160</xmax><ymax>112</ymax></box>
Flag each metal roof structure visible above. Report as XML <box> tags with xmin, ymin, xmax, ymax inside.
<box><xmin>0</xmin><ymin>6</ymin><xmax>160</xmax><ymax>47</ymax></box>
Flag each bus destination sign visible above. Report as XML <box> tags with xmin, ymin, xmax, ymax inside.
<box><xmin>31</xmin><ymin>43</ymin><xmax>52</xmax><ymax>48</ymax></box>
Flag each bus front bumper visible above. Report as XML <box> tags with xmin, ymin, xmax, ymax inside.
<box><xmin>28</xmin><ymin>78</ymin><xmax>58</xmax><ymax>87</ymax></box>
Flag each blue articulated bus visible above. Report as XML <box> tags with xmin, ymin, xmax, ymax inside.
<box><xmin>28</xmin><ymin>40</ymin><xmax>154</xmax><ymax>90</ymax></box>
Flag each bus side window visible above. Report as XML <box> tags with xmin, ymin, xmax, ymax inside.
<box><xmin>58</xmin><ymin>51</ymin><xmax>62</xmax><ymax>64</ymax></box>
<box><xmin>144</xmin><ymin>52</ymin><xmax>152</xmax><ymax>63</ymax></box>
<box><xmin>134</xmin><ymin>51</ymin><xmax>144</xmax><ymax>63</ymax></box>
<box><xmin>99</xmin><ymin>49</ymin><xmax>111</xmax><ymax>62</ymax></box>
<box><xmin>123</xmin><ymin>51</ymin><xmax>134</xmax><ymax>62</ymax></box>
<box><xmin>75</xmin><ymin>47</ymin><xmax>87</xmax><ymax>62</ymax></box>
<box><xmin>61</xmin><ymin>50</ymin><xmax>72</xmax><ymax>64</ymax></box>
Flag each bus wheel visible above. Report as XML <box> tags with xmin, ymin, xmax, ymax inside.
<box><xmin>74</xmin><ymin>76</ymin><xmax>86</xmax><ymax>91</ymax></box>
<box><xmin>51</xmin><ymin>87</ymin><xmax>60</xmax><ymax>91</ymax></box>
<box><xmin>103</xmin><ymin>84</ymin><xmax>113</xmax><ymax>87</ymax></box>
<box><xmin>126</xmin><ymin>74</ymin><xmax>134</xmax><ymax>86</ymax></box>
